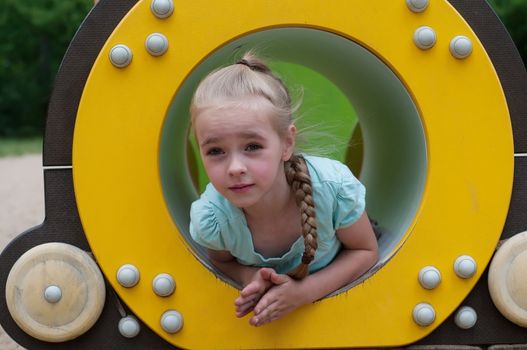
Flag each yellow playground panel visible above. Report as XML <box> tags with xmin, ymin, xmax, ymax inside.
<box><xmin>72</xmin><ymin>0</ymin><xmax>513</xmax><ymax>348</ymax></box>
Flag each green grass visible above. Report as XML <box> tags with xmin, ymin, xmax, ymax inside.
<box><xmin>0</xmin><ymin>137</ymin><xmax>43</xmax><ymax>157</ymax></box>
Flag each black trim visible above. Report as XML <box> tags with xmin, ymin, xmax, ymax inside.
<box><xmin>43</xmin><ymin>0</ymin><xmax>139</xmax><ymax>166</ymax></box>
<box><xmin>503</xmin><ymin>156</ymin><xmax>527</xmax><ymax>238</ymax></box>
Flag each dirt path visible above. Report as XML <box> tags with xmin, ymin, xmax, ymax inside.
<box><xmin>0</xmin><ymin>154</ymin><xmax>44</xmax><ymax>350</ymax></box>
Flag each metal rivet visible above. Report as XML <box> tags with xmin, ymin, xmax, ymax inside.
<box><xmin>413</xmin><ymin>303</ymin><xmax>436</xmax><ymax>326</ymax></box>
<box><xmin>450</xmin><ymin>36</ymin><xmax>473</xmax><ymax>59</ymax></box>
<box><xmin>414</xmin><ymin>26</ymin><xmax>436</xmax><ymax>50</ymax></box>
<box><xmin>117</xmin><ymin>264</ymin><xmax>140</xmax><ymax>288</ymax></box>
<box><xmin>407</xmin><ymin>0</ymin><xmax>429</xmax><ymax>13</ymax></box>
<box><xmin>418</xmin><ymin>266</ymin><xmax>441</xmax><ymax>290</ymax></box>
<box><xmin>152</xmin><ymin>273</ymin><xmax>176</xmax><ymax>297</ymax></box>
<box><xmin>109</xmin><ymin>44</ymin><xmax>133</xmax><ymax>68</ymax></box>
<box><xmin>151</xmin><ymin>0</ymin><xmax>174</xmax><ymax>19</ymax></box>
<box><xmin>454</xmin><ymin>255</ymin><xmax>477</xmax><ymax>278</ymax></box>
<box><xmin>43</xmin><ymin>285</ymin><xmax>62</xmax><ymax>303</ymax></box>
<box><xmin>145</xmin><ymin>33</ymin><xmax>169</xmax><ymax>57</ymax></box>
<box><xmin>118</xmin><ymin>316</ymin><xmax>141</xmax><ymax>338</ymax></box>
<box><xmin>455</xmin><ymin>306</ymin><xmax>478</xmax><ymax>329</ymax></box>
<box><xmin>161</xmin><ymin>310</ymin><xmax>183</xmax><ymax>333</ymax></box>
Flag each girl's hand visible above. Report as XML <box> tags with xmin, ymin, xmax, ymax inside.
<box><xmin>249</xmin><ymin>270</ymin><xmax>306</xmax><ymax>327</ymax></box>
<box><xmin>235</xmin><ymin>268</ymin><xmax>274</xmax><ymax>317</ymax></box>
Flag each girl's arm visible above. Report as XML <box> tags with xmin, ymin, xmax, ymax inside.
<box><xmin>249</xmin><ymin>211</ymin><xmax>379</xmax><ymax>326</ymax></box>
<box><xmin>207</xmin><ymin>249</ymin><xmax>259</xmax><ymax>286</ymax></box>
<box><xmin>207</xmin><ymin>250</ymin><xmax>274</xmax><ymax>317</ymax></box>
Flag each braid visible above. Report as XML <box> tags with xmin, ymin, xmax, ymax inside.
<box><xmin>284</xmin><ymin>154</ymin><xmax>318</xmax><ymax>280</ymax></box>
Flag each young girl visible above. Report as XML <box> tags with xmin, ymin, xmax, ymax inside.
<box><xmin>189</xmin><ymin>52</ymin><xmax>378</xmax><ymax>327</ymax></box>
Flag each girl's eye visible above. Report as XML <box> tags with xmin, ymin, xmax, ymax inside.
<box><xmin>206</xmin><ymin>147</ymin><xmax>224</xmax><ymax>156</ymax></box>
<box><xmin>245</xmin><ymin>143</ymin><xmax>262</xmax><ymax>152</ymax></box>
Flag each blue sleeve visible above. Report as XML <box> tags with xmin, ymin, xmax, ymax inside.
<box><xmin>333</xmin><ymin>164</ymin><xmax>366</xmax><ymax>229</ymax></box>
<box><xmin>189</xmin><ymin>199</ymin><xmax>226</xmax><ymax>251</ymax></box>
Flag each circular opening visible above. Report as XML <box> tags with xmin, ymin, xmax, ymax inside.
<box><xmin>160</xmin><ymin>27</ymin><xmax>427</xmax><ymax>290</ymax></box>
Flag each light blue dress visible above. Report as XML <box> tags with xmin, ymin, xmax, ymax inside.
<box><xmin>189</xmin><ymin>155</ymin><xmax>366</xmax><ymax>274</ymax></box>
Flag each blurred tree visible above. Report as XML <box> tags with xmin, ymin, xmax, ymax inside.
<box><xmin>487</xmin><ymin>0</ymin><xmax>527</xmax><ymax>66</ymax></box>
<box><xmin>0</xmin><ymin>0</ymin><xmax>92</xmax><ymax>137</ymax></box>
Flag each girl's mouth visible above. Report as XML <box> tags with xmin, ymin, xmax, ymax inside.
<box><xmin>228</xmin><ymin>184</ymin><xmax>254</xmax><ymax>193</ymax></box>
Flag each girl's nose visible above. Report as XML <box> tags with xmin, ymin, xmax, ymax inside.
<box><xmin>228</xmin><ymin>156</ymin><xmax>247</xmax><ymax>176</ymax></box>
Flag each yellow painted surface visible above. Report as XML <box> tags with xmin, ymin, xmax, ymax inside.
<box><xmin>72</xmin><ymin>0</ymin><xmax>514</xmax><ymax>348</ymax></box>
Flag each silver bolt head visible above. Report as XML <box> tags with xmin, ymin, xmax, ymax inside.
<box><xmin>413</xmin><ymin>303</ymin><xmax>436</xmax><ymax>326</ymax></box>
<box><xmin>454</xmin><ymin>255</ymin><xmax>477</xmax><ymax>278</ymax></box>
<box><xmin>109</xmin><ymin>44</ymin><xmax>133</xmax><ymax>68</ymax></box>
<box><xmin>407</xmin><ymin>0</ymin><xmax>429</xmax><ymax>13</ymax></box>
<box><xmin>455</xmin><ymin>306</ymin><xmax>478</xmax><ymax>329</ymax></box>
<box><xmin>418</xmin><ymin>266</ymin><xmax>442</xmax><ymax>289</ymax></box>
<box><xmin>151</xmin><ymin>0</ymin><xmax>174</xmax><ymax>19</ymax></box>
<box><xmin>43</xmin><ymin>285</ymin><xmax>62</xmax><ymax>303</ymax></box>
<box><xmin>119</xmin><ymin>316</ymin><xmax>141</xmax><ymax>338</ymax></box>
<box><xmin>152</xmin><ymin>273</ymin><xmax>176</xmax><ymax>297</ymax></box>
<box><xmin>117</xmin><ymin>264</ymin><xmax>140</xmax><ymax>287</ymax></box>
<box><xmin>414</xmin><ymin>26</ymin><xmax>437</xmax><ymax>50</ymax></box>
<box><xmin>161</xmin><ymin>310</ymin><xmax>183</xmax><ymax>333</ymax></box>
<box><xmin>146</xmin><ymin>33</ymin><xmax>169</xmax><ymax>57</ymax></box>
<box><xmin>450</xmin><ymin>36</ymin><xmax>473</xmax><ymax>59</ymax></box>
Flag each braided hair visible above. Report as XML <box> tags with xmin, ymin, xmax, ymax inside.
<box><xmin>284</xmin><ymin>154</ymin><xmax>317</xmax><ymax>279</ymax></box>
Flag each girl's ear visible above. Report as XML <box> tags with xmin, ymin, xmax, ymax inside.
<box><xmin>282</xmin><ymin>124</ymin><xmax>296</xmax><ymax>161</ymax></box>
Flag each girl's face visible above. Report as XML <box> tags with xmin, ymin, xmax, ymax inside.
<box><xmin>194</xmin><ymin>99</ymin><xmax>295</xmax><ymax>210</ymax></box>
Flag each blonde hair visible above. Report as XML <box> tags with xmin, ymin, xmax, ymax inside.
<box><xmin>190</xmin><ymin>51</ymin><xmax>298</xmax><ymax>137</ymax></box>
<box><xmin>190</xmin><ymin>52</ymin><xmax>317</xmax><ymax>279</ymax></box>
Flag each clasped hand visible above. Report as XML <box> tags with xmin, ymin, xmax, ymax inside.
<box><xmin>234</xmin><ymin>268</ymin><xmax>305</xmax><ymax>327</ymax></box>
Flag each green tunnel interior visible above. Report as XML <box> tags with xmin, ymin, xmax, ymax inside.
<box><xmin>160</xmin><ymin>27</ymin><xmax>427</xmax><ymax>289</ymax></box>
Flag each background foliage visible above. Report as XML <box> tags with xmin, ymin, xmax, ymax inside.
<box><xmin>0</xmin><ymin>0</ymin><xmax>92</xmax><ymax>137</ymax></box>
<box><xmin>488</xmin><ymin>0</ymin><xmax>527</xmax><ymax>65</ymax></box>
<box><xmin>0</xmin><ymin>0</ymin><xmax>525</xmax><ymax>138</ymax></box>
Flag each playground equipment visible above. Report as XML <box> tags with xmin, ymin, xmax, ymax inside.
<box><xmin>1</xmin><ymin>0</ymin><xmax>526</xmax><ymax>348</ymax></box>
